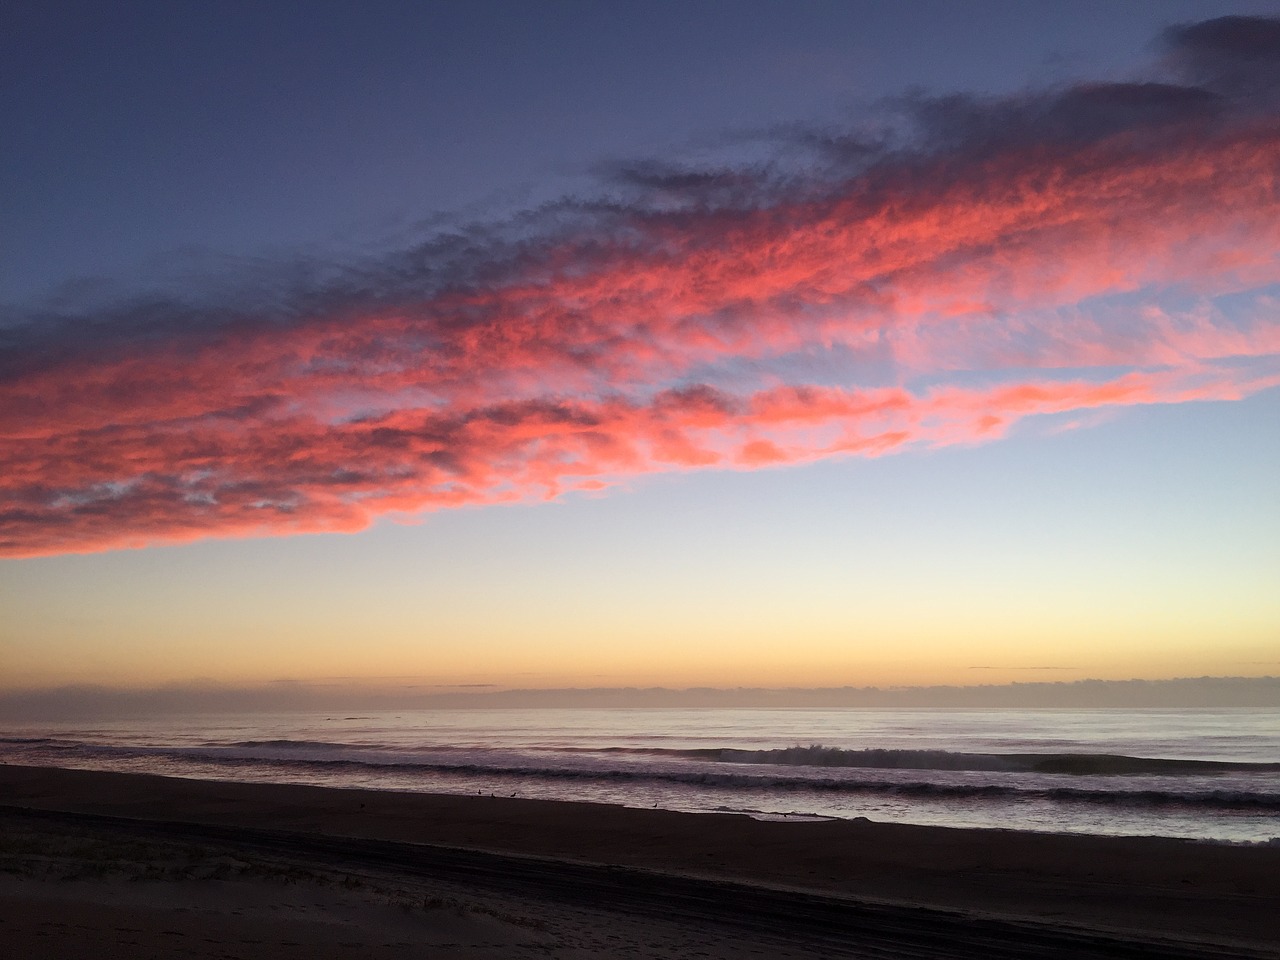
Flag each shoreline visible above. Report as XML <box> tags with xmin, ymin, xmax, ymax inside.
<box><xmin>3</xmin><ymin>762</ymin><xmax>1279</xmax><ymax>956</ymax></box>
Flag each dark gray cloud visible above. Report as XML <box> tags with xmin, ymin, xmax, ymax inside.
<box><xmin>1163</xmin><ymin>14</ymin><xmax>1280</xmax><ymax>99</ymax></box>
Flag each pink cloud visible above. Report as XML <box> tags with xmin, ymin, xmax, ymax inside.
<box><xmin>3</xmin><ymin>37</ymin><xmax>1280</xmax><ymax>557</ymax></box>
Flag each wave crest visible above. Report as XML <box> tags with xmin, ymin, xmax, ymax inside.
<box><xmin>692</xmin><ymin>745</ymin><xmax>1280</xmax><ymax>776</ymax></box>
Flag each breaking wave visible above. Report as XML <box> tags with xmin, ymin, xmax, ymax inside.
<box><xmin>3</xmin><ymin>737</ymin><xmax>1276</xmax><ymax>814</ymax></box>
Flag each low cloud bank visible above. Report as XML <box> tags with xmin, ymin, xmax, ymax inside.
<box><xmin>1</xmin><ymin>676</ymin><xmax>1275</xmax><ymax>719</ymax></box>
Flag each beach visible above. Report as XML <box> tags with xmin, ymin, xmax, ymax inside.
<box><xmin>2</xmin><ymin>763</ymin><xmax>1278</xmax><ymax>958</ymax></box>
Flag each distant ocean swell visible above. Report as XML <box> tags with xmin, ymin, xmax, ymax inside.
<box><xmin>4</xmin><ymin>739</ymin><xmax>1278</xmax><ymax>813</ymax></box>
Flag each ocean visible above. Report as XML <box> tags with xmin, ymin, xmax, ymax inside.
<box><xmin>2</xmin><ymin>707</ymin><xmax>1277</xmax><ymax>844</ymax></box>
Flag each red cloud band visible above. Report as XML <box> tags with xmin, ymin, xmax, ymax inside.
<box><xmin>2</xmin><ymin>106</ymin><xmax>1279</xmax><ymax>556</ymax></box>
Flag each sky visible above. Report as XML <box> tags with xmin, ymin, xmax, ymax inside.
<box><xmin>2</xmin><ymin>1</ymin><xmax>1279</xmax><ymax>700</ymax></box>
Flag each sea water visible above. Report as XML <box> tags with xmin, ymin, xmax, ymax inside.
<box><xmin>2</xmin><ymin>707</ymin><xmax>1278</xmax><ymax>843</ymax></box>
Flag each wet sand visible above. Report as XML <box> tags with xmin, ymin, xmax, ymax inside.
<box><xmin>2</xmin><ymin>763</ymin><xmax>1277</xmax><ymax>958</ymax></box>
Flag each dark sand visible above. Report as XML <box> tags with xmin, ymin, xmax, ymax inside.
<box><xmin>2</xmin><ymin>763</ymin><xmax>1277</xmax><ymax>958</ymax></box>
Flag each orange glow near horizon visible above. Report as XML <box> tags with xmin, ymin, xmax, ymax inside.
<box><xmin>4</xmin><ymin>494</ymin><xmax>1277</xmax><ymax>693</ymax></box>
